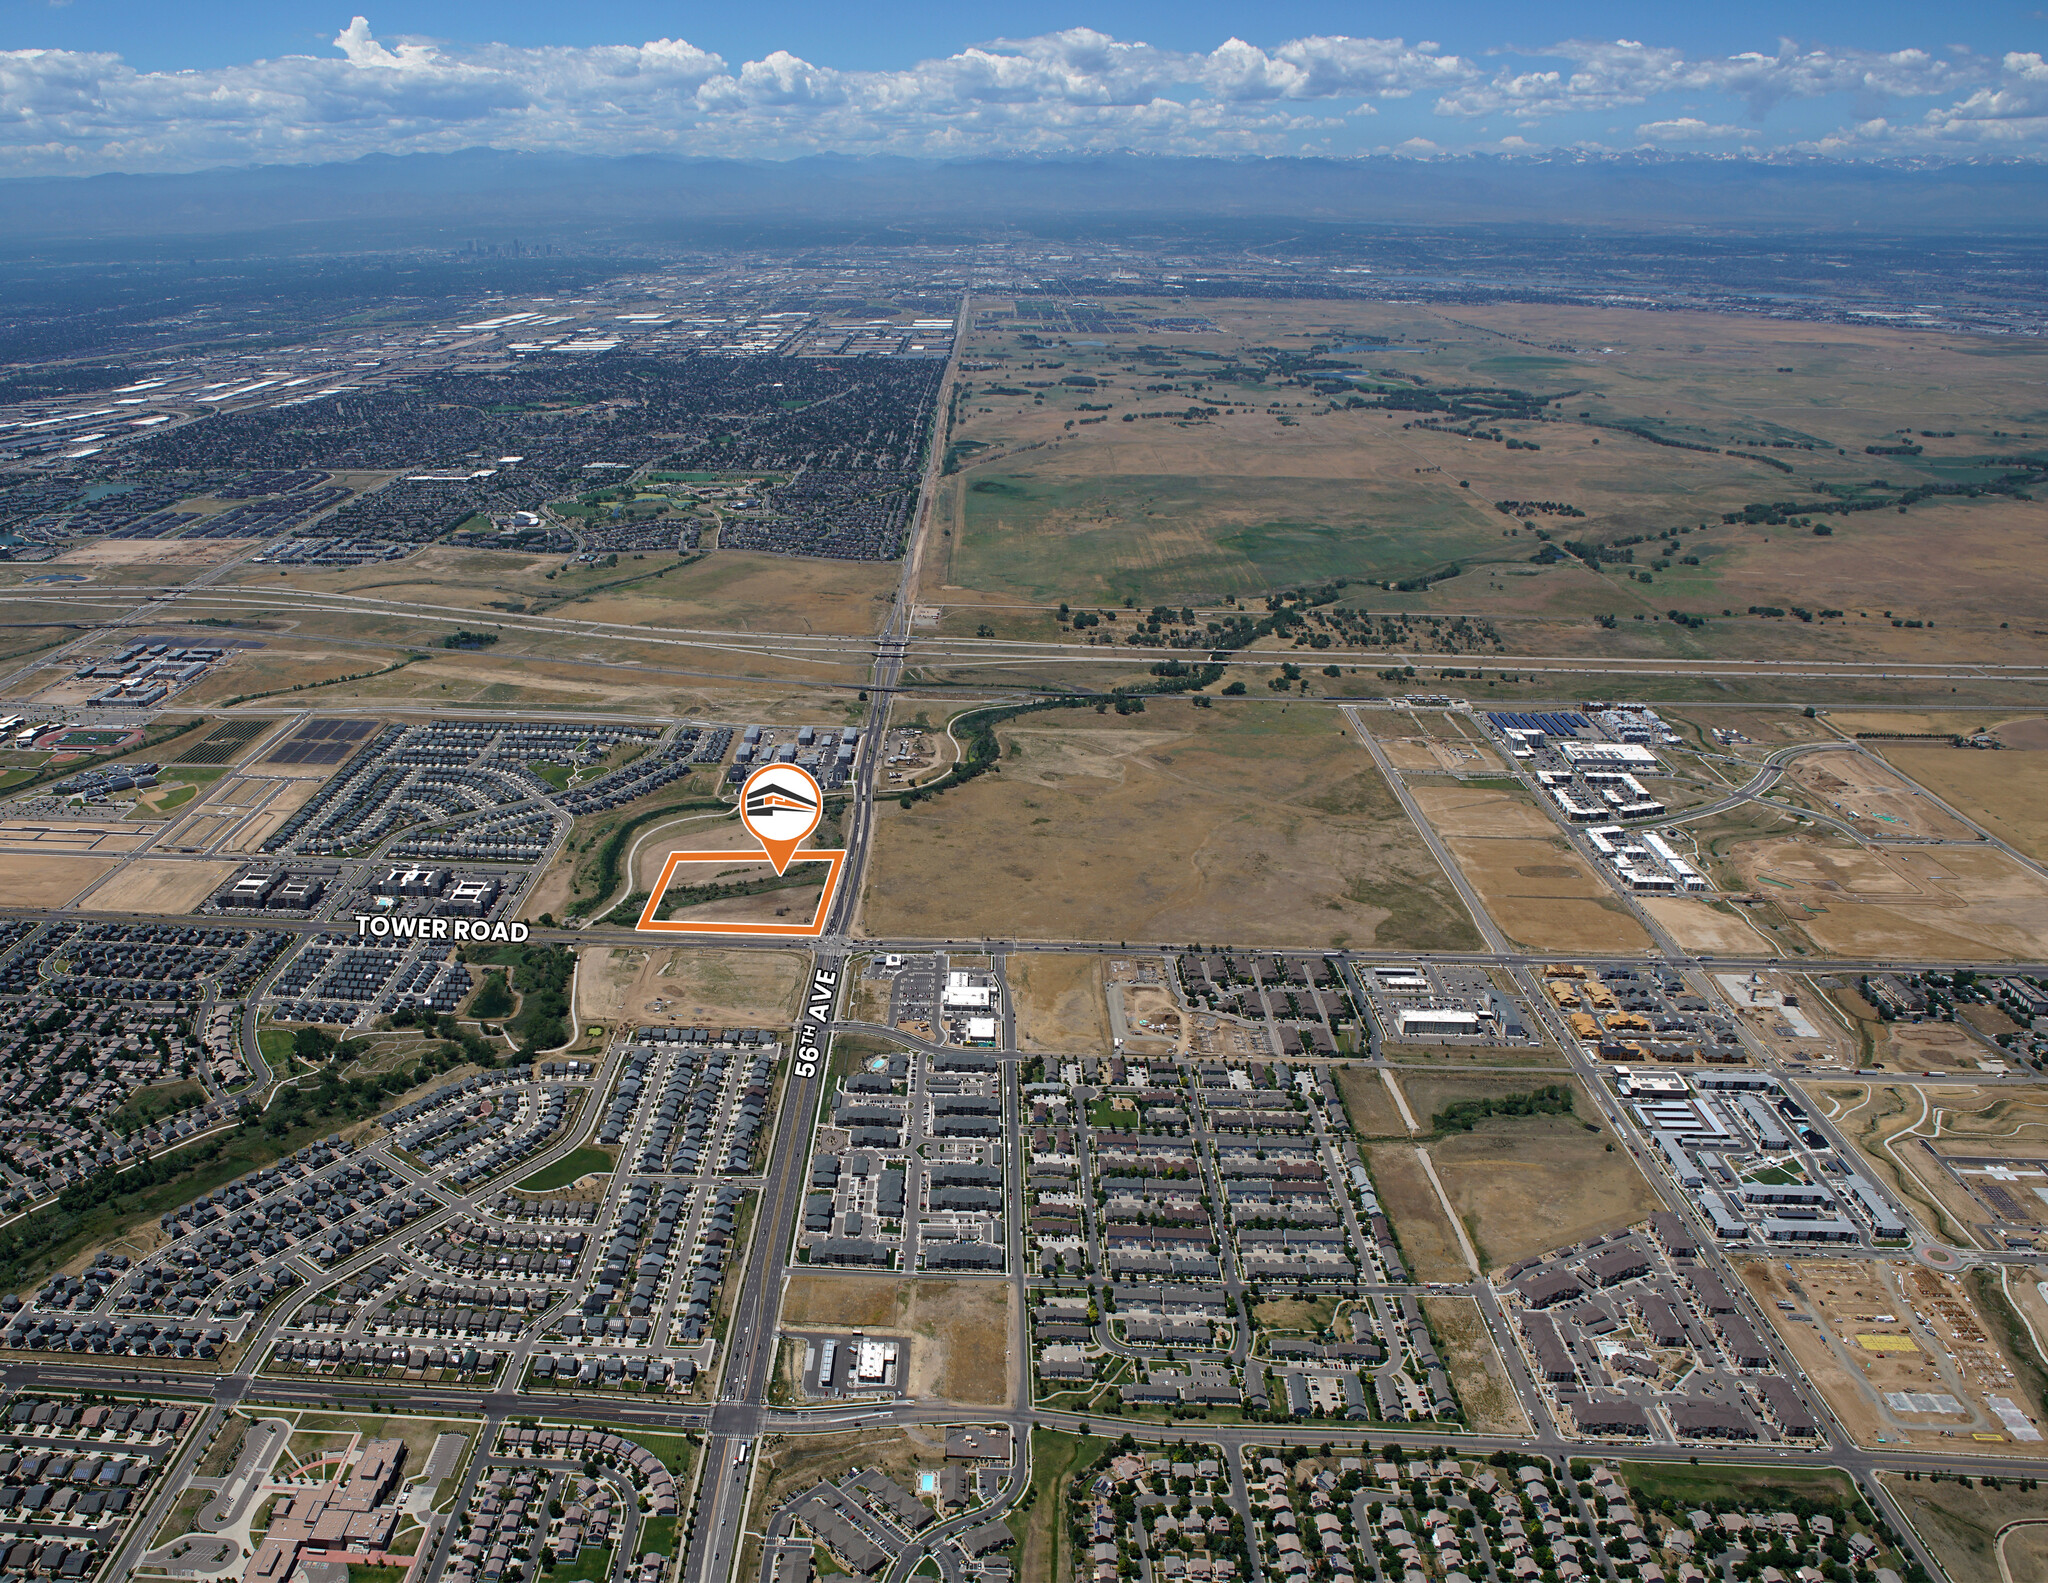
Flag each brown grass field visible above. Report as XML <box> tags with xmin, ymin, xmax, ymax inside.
<box><xmin>1363</xmin><ymin>1144</ymin><xmax>1469</xmax><ymax>1283</ymax></box>
<box><xmin>1430</xmin><ymin>1108</ymin><xmax>1663</xmax><ymax>1271</ymax></box>
<box><xmin>1335</xmin><ymin>1064</ymin><xmax>1410</xmax><ymax>1137</ymax></box>
<box><xmin>777</xmin><ymin>1274</ymin><xmax>1011</xmax><ymax>1405</ymax></box>
<box><xmin>577</xmin><ymin>947</ymin><xmax>806</xmax><ymax>1028</ymax></box>
<box><xmin>925</xmin><ymin>298</ymin><xmax>2048</xmax><ymax>669</ymax></box>
<box><xmin>1727</xmin><ymin>834</ymin><xmax>2048</xmax><ymax>959</ymax></box>
<box><xmin>1877</xmin><ymin>736</ymin><xmax>2048</xmax><ymax>860</ymax></box>
<box><xmin>1010</xmin><ymin>954</ymin><xmax>1112</xmax><ymax>1052</ymax></box>
<box><xmin>1880</xmin><ymin>1474</ymin><xmax>2048</xmax><ymax>1583</ymax></box>
<box><xmin>82</xmin><ymin>858</ymin><xmax>237</xmax><ymax>913</ymax></box>
<box><xmin>1423</xmin><ymin>1294</ymin><xmax>1532</xmax><ymax>1436</ymax></box>
<box><xmin>859</xmin><ymin>703</ymin><xmax>1480</xmax><ymax>951</ymax></box>
<box><xmin>1742</xmin><ymin>1258</ymin><xmax>2048</xmax><ymax>1459</ymax></box>
<box><xmin>1436</xmin><ymin>831</ymin><xmax>1652</xmax><ymax>953</ymax></box>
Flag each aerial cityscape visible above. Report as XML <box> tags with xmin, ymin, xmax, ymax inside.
<box><xmin>0</xmin><ymin>7</ymin><xmax>2046</xmax><ymax>1583</ymax></box>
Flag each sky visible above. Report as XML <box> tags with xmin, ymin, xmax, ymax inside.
<box><xmin>3</xmin><ymin>2</ymin><xmax>2048</xmax><ymax>175</ymax></box>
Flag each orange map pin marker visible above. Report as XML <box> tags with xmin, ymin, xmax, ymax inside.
<box><xmin>739</xmin><ymin>762</ymin><xmax>823</xmax><ymax>875</ymax></box>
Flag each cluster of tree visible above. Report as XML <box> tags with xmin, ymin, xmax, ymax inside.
<box><xmin>1432</xmin><ymin>1084</ymin><xmax>1574</xmax><ymax>1134</ymax></box>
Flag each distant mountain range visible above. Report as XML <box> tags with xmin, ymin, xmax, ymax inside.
<box><xmin>2</xmin><ymin>150</ymin><xmax>2045</xmax><ymax>250</ymax></box>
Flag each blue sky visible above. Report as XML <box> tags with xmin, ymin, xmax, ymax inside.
<box><xmin>3</xmin><ymin>2</ymin><xmax>2047</xmax><ymax>174</ymax></box>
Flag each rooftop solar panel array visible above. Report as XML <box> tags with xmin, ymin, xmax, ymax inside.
<box><xmin>1487</xmin><ymin>711</ymin><xmax>1590</xmax><ymax>737</ymax></box>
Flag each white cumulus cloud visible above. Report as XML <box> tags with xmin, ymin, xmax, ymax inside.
<box><xmin>1636</xmin><ymin>118</ymin><xmax>1760</xmax><ymax>141</ymax></box>
<box><xmin>0</xmin><ymin>18</ymin><xmax>2027</xmax><ymax>173</ymax></box>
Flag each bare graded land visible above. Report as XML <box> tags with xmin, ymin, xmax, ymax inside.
<box><xmin>1010</xmin><ymin>954</ymin><xmax>1112</xmax><ymax>1053</ymax></box>
<box><xmin>1435</xmin><ymin>831</ymin><xmax>1652</xmax><ymax>954</ymax></box>
<box><xmin>1727</xmin><ymin>835</ymin><xmax>2048</xmax><ymax>959</ymax></box>
<box><xmin>1363</xmin><ymin>1144</ymin><xmax>1468</xmax><ymax>1284</ymax></box>
<box><xmin>1741</xmin><ymin>1258</ymin><xmax>2048</xmax><ymax>1457</ymax></box>
<box><xmin>1877</xmin><ymin>738</ymin><xmax>2048</xmax><ymax>862</ymax></box>
<box><xmin>1781</xmin><ymin>748</ymin><xmax>1979</xmax><ymax>841</ymax></box>
<box><xmin>1422</xmin><ymin>1294</ymin><xmax>1532</xmax><ymax>1437</ymax></box>
<box><xmin>777</xmin><ymin>1275</ymin><xmax>1011</xmax><ymax>1405</ymax></box>
<box><xmin>230</xmin><ymin>543</ymin><xmax>899</xmax><ymax>637</ymax></box>
<box><xmin>1879</xmin><ymin>1473</ymin><xmax>2048</xmax><ymax>1583</ymax></box>
<box><xmin>859</xmin><ymin>704</ymin><xmax>1480</xmax><ymax>952</ymax></box>
<box><xmin>1639</xmin><ymin>897</ymin><xmax>1776</xmax><ymax>955</ymax></box>
<box><xmin>579</xmin><ymin>947</ymin><xmax>805</xmax><ymax>1029</ymax></box>
<box><xmin>80</xmin><ymin>858</ymin><xmax>238</xmax><ymax>914</ymax></box>
<box><xmin>1407</xmin><ymin>783</ymin><xmax>1558</xmax><ymax>840</ymax></box>
<box><xmin>1811</xmin><ymin>1080</ymin><xmax>2048</xmax><ymax>1247</ymax></box>
<box><xmin>928</xmin><ymin>300</ymin><xmax>2048</xmax><ymax>667</ymax></box>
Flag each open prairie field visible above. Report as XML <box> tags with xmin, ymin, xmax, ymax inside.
<box><xmin>1876</xmin><ymin>732</ymin><xmax>2048</xmax><ymax>860</ymax></box>
<box><xmin>859</xmin><ymin>702</ymin><xmax>1480</xmax><ymax>951</ymax></box>
<box><xmin>1725</xmin><ymin>833</ymin><xmax>2048</xmax><ymax>959</ymax></box>
<box><xmin>929</xmin><ymin>298</ymin><xmax>2048</xmax><ymax>664</ymax></box>
<box><xmin>225</xmin><ymin>542</ymin><xmax>898</xmax><ymax>636</ymax></box>
<box><xmin>1010</xmin><ymin>954</ymin><xmax>1111</xmax><ymax>1052</ymax></box>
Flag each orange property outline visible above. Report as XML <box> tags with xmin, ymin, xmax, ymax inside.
<box><xmin>634</xmin><ymin>848</ymin><xmax>848</xmax><ymax>937</ymax></box>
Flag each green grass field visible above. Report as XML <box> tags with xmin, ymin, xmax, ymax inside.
<box><xmin>1618</xmin><ymin>1461</ymin><xmax>1856</xmax><ymax>1510</ymax></box>
<box><xmin>514</xmin><ymin>1145</ymin><xmax>614</xmax><ymax>1192</ymax></box>
<box><xmin>953</xmin><ymin>472</ymin><xmax>1501</xmax><ymax>603</ymax></box>
<box><xmin>1006</xmin><ymin>1429</ymin><xmax>1106</xmax><ymax>1581</ymax></box>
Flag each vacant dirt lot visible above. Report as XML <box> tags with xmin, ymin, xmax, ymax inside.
<box><xmin>1010</xmin><ymin>954</ymin><xmax>1111</xmax><ymax>1051</ymax></box>
<box><xmin>1730</xmin><ymin>835</ymin><xmax>2048</xmax><ymax>959</ymax></box>
<box><xmin>1640</xmin><ymin>896</ymin><xmax>1774</xmax><ymax>954</ymax></box>
<box><xmin>1409</xmin><ymin>783</ymin><xmax>1557</xmax><ymax>840</ymax></box>
<box><xmin>1743</xmin><ymin>1258</ymin><xmax>2048</xmax><ymax>1459</ymax></box>
<box><xmin>861</xmin><ymin>704</ymin><xmax>1479</xmax><ymax>951</ymax></box>
<box><xmin>1783</xmin><ymin>747</ymin><xmax>1977</xmax><ymax>841</ymax></box>
<box><xmin>779</xmin><ymin>1274</ymin><xmax>1012</xmax><ymax>1406</ymax></box>
<box><xmin>580</xmin><ymin>946</ymin><xmax>806</xmax><ymax>1028</ymax></box>
<box><xmin>82</xmin><ymin>858</ymin><xmax>237</xmax><ymax>914</ymax></box>
<box><xmin>0</xmin><ymin>853</ymin><xmax>118</xmax><ymax>905</ymax></box>
<box><xmin>1423</xmin><ymin>1294</ymin><xmax>1531</xmax><ymax>1437</ymax></box>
